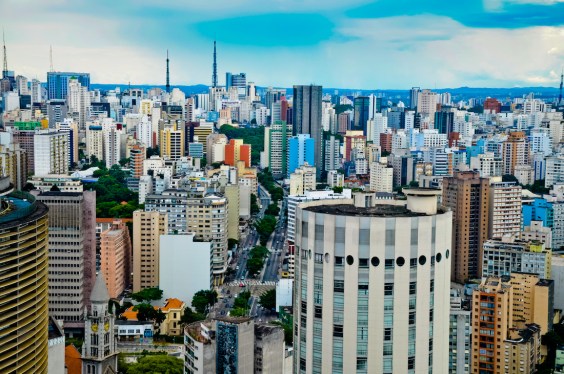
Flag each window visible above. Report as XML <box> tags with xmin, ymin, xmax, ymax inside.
<box><xmin>335</xmin><ymin>256</ymin><xmax>344</xmax><ymax>266</ymax></box>
<box><xmin>359</xmin><ymin>258</ymin><xmax>369</xmax><ymax>268</ymax></box>
<box><xmin>384</xmin><ymin>328</ymin><xmax>392</xmax><ymax>341</ymax></box>
<box><xmin>384</xmin><ymin>283</ymin><xmax>393</xmax><ymax>296</ymax></box>
<box><xmin>409</xmin><ymin>282</ymin><xmax>417</xmax><ymax>295</ymax></box>
<box><xmin>334</xmin><ymin>280</ymin><xmax>344</xmax><ymax>293</ymax></box>
<box><xmin>333</xmin><ymin>325</ymin><xmax>343</xmax><ymax>337</ymax></box>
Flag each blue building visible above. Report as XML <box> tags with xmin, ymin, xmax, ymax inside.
<box><xmin>188</xmin><ymin>142</ymin><xmax>204</xmax><ymax>159</ymax></box>
<box><xmin>287</xmin><ymin>134</ymin><xmax>315</xmax><ymax>176</ymax></box>
<box><xmin>47</xmin><ymin>72</ymin><xmax>90</xmax><ymax>100</ymax></box>
<box><xmin>522</xmin><ymin>198</ymin><xmax>554</xmax><ymax>228</ymax></box>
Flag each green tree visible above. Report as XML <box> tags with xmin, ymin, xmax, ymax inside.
<box><xmin>125</xmin><ymin>355</ymin><xmax>183</xmax><ymax>374</ymax></box>
<box><xmin>258</xmin><ymin>289</ymin><xmax>276</xmax><ymax>311</ymax></box>
<box><xmin>265</xmin><ymin>203</ymin><xmax>280</xmax><ymax>216</ymax></box>
<box><xmin>228</xmin><ymin>238</ymin><xmax>239</xmax><ymax>251</ymax></box>
<box><xmin>119</xmin><ymin>157</ymin><xmax>130</xmax><ymax>167</ymax></box>
<box><xmin>191</xmin><ymin>290</ymin><xmax>218</xmax><ymax>314</ymax></box>
<box><xmin>250</xmin><ymin>194</ymin><xmax>260</xmax><ymax>215</ymax></box>
<box><xmin>179</xmin><ymin>307</ymin><xmax>205</xmax><ymax>325</ymax></box>
<box><xmin>146</xmin><ymin>146</ymin><xmax>160</xmax><ymax>158</ymax></box>
<box><xmin>130</xmin><ymin>288</ymin><xmax>163</xmax><ymax>303</ymax></box>
<box><xmin>255</xmin><ymin>215</ymin><xmax>277</xmax><ymax>245</ymax></box>
<box><xmin>247</xmin><ymin>256</ymin><xmax>265</xmax><ymax>276</ymax></box>
<box><xmin>502</xmin><ymin>174</ymin><xmax>519</xmax><ymax>183</ymax></box>
<box><xmin>230</xmin><ymin>307</ymin><xmax>248</xmax><ymax>317</ymax></box>
<box><xmin>271</xmin><ymin>320</ymin><xmax>293</xmax><ymax>345</ymax></box>
<box><xmin>133</xmin><ymin>303</ymin><xmax>166</xmax><ymax>326</ymax></box>
<box><xmin>332</xmin><ymin>186</ymin><xmax>343</xmax><ymax>194</ymax></box>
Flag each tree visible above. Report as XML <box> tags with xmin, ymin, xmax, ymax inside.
<box><xmin>119</xmin><ymin>157</ymin><xmax>130</xmax><ymax>167</ymax></box>
<box><xmin>130</xmin><ymin>288</ymin><xmax>163</xmax><ymax>303</ymax></box>
<box><xmin>271</xmin><ymin>320</ymin><xmax>293</xmax><ymax>345</ymax></box>
<box><xmin>191</xmin><ymin>290</ymin><xmax>218</xmax><ymax>314</ymax></box>
<box><xmin>247</xmin><ymin>256</ymin><xmax>265</xmax><ymax>276</ymax></box>
<box><xmin>255</xmin><ymin>215</ymin><xmax>277</xmax><ymax>245</ymax></box>
<box><xmin>22</xmin><ymin>182</ymin><xmax>36</xmax><ymax>192</ymax></box>
<box><xmin>250</xmin><ymin>194</ymin><xmax>260</xmax><ymax>215</ymax></box>
<box><xmin>134</xmin><ymin>303</ymin><xmax>166</xmax><ymax>326</ymax></box>
<box><xmin>332</xmin><ymin>186</ymin><xmax>343</xmax><ymax>194</ymax></box>
<box><xmin>146</xmin><ymin>146</ymin><xmax>160</xmax><ymax>158</ymax></box>
<box><xmin>228</xmin><ymin>238</ymin><xmax>239</xmax><ymax>251</ymax></box>
<box><xmin>265</xmin><ymin>203</ymin><xmax>280</xmax><ymax>216</ymax></box>
<box><xmin>180</xmin><ymin>307</ymin><xmax>205</xmax><ymax>325</ymax></box>
<box><xmin>230</xmin><ymin>307</ymin><xmax>248</xmax><ymax>317</ymax></box>
<box><xmin>502</xmin><ymin>174</ymin><xmax>519</xmax><ymax>183</ymax></box>
<box><xmin>125</xmin><ymin>355</ymin><xmax>183</xmax><ymax>374</ymax></box>
<box><xmin>258</xmin><ymin>289</ymin><xmax>276</xmax><ymax>311</ymax></box>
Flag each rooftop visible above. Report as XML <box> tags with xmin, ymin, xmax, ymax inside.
<box><xmin>303</xmin><ymin>203</ymin><xmax>446</xmax><ymax>217</ymax></box>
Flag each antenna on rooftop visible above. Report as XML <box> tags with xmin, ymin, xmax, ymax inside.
<box><xmin>49</xmin><ymin>45</ymin><xmax>54</xmax><ymax>72</ymax></box>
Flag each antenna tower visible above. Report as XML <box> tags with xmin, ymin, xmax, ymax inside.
<box><xmin>559</xmin><ymin>68</ymin><xmax>563</xmax><ymax>106</ymax></box>
<box><xmin>50</xmin><ymin>45</ymin><xmax>54</xmax><ymax>72</ymax></box>
<box><xmin>212</xmin><ymin>41</ymin><xmax>218</xmax><ymax>88</ymax></box>
<box><xmin>2</xmin><ymin>29</ymin><xmax>8</xmax><ymax>75</ymax></box>
<box><xmin>166</xmin><ymin>50</ymin><xmax>170</xmax><ymax>94</ymax></box>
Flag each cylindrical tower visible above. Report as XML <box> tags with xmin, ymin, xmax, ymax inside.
<box><xmin>294</xmin><ymin>189</ymin><xmax>452</xmax><ymax>374</ymax></box>
<box><xmin>0</xmin><ymin>192</ymin><xmax>49</xmax><ymax>373</ymax></box>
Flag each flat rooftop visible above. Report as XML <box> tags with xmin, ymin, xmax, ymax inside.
<box><xmin>303</xmin><ymin>203</ymin><xmax>446</xmax><ymax>217</ymax></box>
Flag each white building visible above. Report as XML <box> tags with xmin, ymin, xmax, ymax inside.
<box><xmin>367</xmin><ymin>114</ymin><xmax>388</xmax><ymax>144</ymax></box>
<box><xmin>159</xmin><ymin>234</ymin><xmax>211</xmax><ymax>307</ymax></box>
<box><xmin>34</xmin><ymin>130</ymin><xmax>69</xmax><ymax>176</ymax></box>
<box><xmin>470</xmin><ymin>152</ymin><xmax>502</xmax><ymax>178</ymax></box>
<box><xmin>545</xmin><ymin>154</ymin><xmax>564</xmax><ymax>188</ymax></box>
<box><xmin>489</xmin><ymin>182</ymin><xmax>522</xmax><ymax>240</ymax></box>
<box><xmin>327</xmin><ymin>170</ymin><xmax>344</xmax><ymax>188</ymax></box>
<box><xmin>136</xmin><ymin>115</ymin><xmax>153</xmax><ymax>148</ymax></box>
<box><xmin>369</xmin><ymin>158</ymin><xmax>393</xmax><ymax>193</ymax></box>
<box><xmin>293</xmin><ymin>190</ymin><xmax>451</xmax><ymax>373</ymax></box>
<box><xmin>104</xmin><ymin>125</ymin><xmax>122</xmax><ymax>168</ymax></box>
<box><xmin>289</xmin><ymin>164</ymin><xmax>316</xmax><ymax>195</ymax></box>
<box><xmin>86</xmin><ymin>124</ymin><xmax>104</xmax><ymax>161</ymax></box>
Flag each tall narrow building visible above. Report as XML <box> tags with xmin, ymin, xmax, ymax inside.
<box><xmin>294</xmin><ymin>189</ymin><xmax>452</xmax><ymax>373</ymax></box>
<box><xmin>442</xmin><ymin>170</ymin><xmax>490</xmax><ymax>283</ymax></box>
<box><xmin>100</xmin><ymin>220</ymin><xmax>132</xmax><ymax>298</ymax></box>
<box><xmin>0</xmin><ymin>190</ymin><xmax>49</xmax><ymax>373</ymax></box>
<box><xmin>33</xmin><ymin>190</ymin><xmax>96</xmax><ymax>324</ymax></box>
<box><xmin>293</xmin><ymin>85</ymin><xmax>323</xmax><ymax>176</ymax></box>
<box><xmin>132</xmin><ymin>210</ymin><xmax>168</xmax><ymax>292</ymax></box>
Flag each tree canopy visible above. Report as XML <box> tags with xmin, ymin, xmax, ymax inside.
<box><xmin>130</xmin><ymin>288</ymin><xmax>163</xmax><ymax>303</ymax></box>
<box><xmin>258</xmin><ymin>289</ymin><xmax>276</xmax><ymax>311</ymax></box>
<box><xmin>133</xmin><ymin>303</ymin><xmax>165</xmax><ymax>326</ymax></box>
<box><xmin>191</xmin><ymin>290</ymin><xmax>218</xmax><ymax>314</ymax></box>
<box><xmin>179</xmin><ymin>306</ymin><xmax>205</xmax><ymax>325</ymax></box>
<box><xmin>219</xmin><ymin>124</ymin><xmax>264</xmax><ymax>165</ymax></box>
<box><xmin>125</xmin><ymin>355</ymin><xmax>183</xmax><ymax>374</ymax></box>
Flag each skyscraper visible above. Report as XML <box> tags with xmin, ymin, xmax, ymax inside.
<box><xmin>225</xmin><ymin>72</ymin><xmax>246</xmax><ymax>99</ymax></box>
<box><xmin>353</xmin><ymin>96</ymin><xmax>370</xmax><ymax>134</ymax></box>
<box><xmin>293</xmin><ymin>189</ymin><xmax>452</xmax><ymax>373</ymax></box>
<box><xmin>47</xmin><ymin>72</ymin><xmax>90</xmax><ymax>100</ymax></box>
<box><xmin>293</xmin><ymin>85</ymin><xmax>323</xmax><ymax>176</ymax></box>
<box><xmin>288</xmin><ymin>134</ymin><xmax>315</xmax><ymax>176</ymax></box>
<box><xmin>34</xmin><ymin>130</ymin><xmax>70</xmax><ymax>176</ymax></box>
<box><xmin>442</xmin><ymin>170</ymin><xmax>490</xmax><ymax>282</ymax></box>
<box><xmin>0</xmin><ymin>190</ymin><xmax>49</xmax><ymax>373</ymax></box>
<box><xmin>263</xmin><ymin>120</ymin><xmax>292</xmax><ymax>178</ymax></box>
<box><xmin>409</xmin><ymin>87</ymin><xmax>421</xmax><ymax>109</ymax></box>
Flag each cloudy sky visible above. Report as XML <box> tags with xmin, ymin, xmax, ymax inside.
<box><xmin>1</xmin><ymin>0</ymin><xmax>564</xmax><ymax>89</ymax></box>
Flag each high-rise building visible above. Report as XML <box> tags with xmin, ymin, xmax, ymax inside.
<box><xmin>449</xmin><ymin>291</ymin><xmax>471</xmax><ymax>374</ymax></box>
<box><xmin>502</xmin><ymin>131</ymin><xmax>530</xmax><ymax>176</ymax></box>
<box><xmin>369</xmin><ymin>158</ymin><xmax>394</xmax><ymax>193</ymax></box>
<box><xmin>100</xmin><ymin>220</ymin><xmax>132</xmax><ymax>299</ymax></box>
<box><xmin>47</xmin><ymin>72</ymin><xmax>90</xmax><ymax>100</ymax></box>
<box><xmin>129</xmin><ymin>143</ymin><xmax>145</xmax><ymax>179</ymax></box>
<box><xmin>67</xmin><ymin>77</ymin><xmax>91</xmax><ymax>129</ymax></box>
<box><xmin>434</xmin><ymin>107</ymin><xmax>455</xmax><ymax>134</ymax></box>
<box><xmin>0</xmin><ymin>190</ymin><xmax>49</xmax><ymax>374</ymax></box>
<box><xmin>0</xmin><ymin>141</ymin><xmax>27</xmax><ymax>190</ymax></box>
<box><xmin>288</xmin><ymin>134</ymin><xmax>314</xmax><ymax>176</ymax></box>
<box><xmin>145</xmin><ymin>189</ymin><xmax>188</xmax><ymax>234</ymax></box>
<box><xmin>34</xmin><ymin>129</ymin><xmax>69</xmax><ymax>176</ymax></box>
<box><xmin>289</xmin><ymin>163</ymin><xmax>316</xmax><ymax>195</ymax></box>
<box><xmin>483</xmin><ymin>98</ymin><xmax>501</xmax><ymax>113</ymax></box>
<box><xmin>225</xmin><ymin>72</ymin><xmax>247</xmax><ymax>99</ymax></box>
<box><xmin>443</xmin><ymin>170</ymin><xmax>490</xmax><ymax>282</ymax></box>
<box><xmin>293</xmin><ymin>85</ymin><xmax>323</xmax><ymax>176</ymax></box>
<box><xmin>86</xmin><ymin>124</ymin><xmax>104</xmax><ymax>161</ymax></box>
<box><xmin>160</xmin><ymin>124</ymin><xmax>184</xmax><ymax>161</ymax></box>
<box><xmin>409</xmin><ymin>87</ymin><xmax>421</xmax><ymax>109</ymax></box>
<box><xmin>293</xmin><ymin>190</ymin><xmax>452</xmax><ymax>373</ymax></box>
<box><xmin>263</xmin><ymin>120</ymin><xmax>292</xmax><ymax>178</ymax></box>
<box><xmin>104</xmin><ymin>125</ymin><xmax>122</xmax><ymax>168</ymax></box>
<box><xmin>81</xmin><ymin>273</ymin><xmax>118</xmax><ymax>373</ymax></box>
<box><xmin>33</xmin><ymin>190</ymin><xmax>96</xmax><ymax>323</ymax></box>
<box><xmin>417</xmin><ymin>89</ymin><xmax>437</xmax><ymax>120</ymax></box>
<box><xmin>132</xmin><ymin>210</ymin><xmax>168</xmax><ymax>292</ymax></box>
<box><xmin>353</xmin><ymin>96</ymin><xmax>370</xmax><ymax>134</ymax></box>
<box><xmin>488</xmin><ymin>181</ymin><xmax>522</xmax><ymax>240</ymax></box>
<box><xmin>224</xmin><ymin>139</ymin><xmax>251</xmax><ymax>168</ymax></box>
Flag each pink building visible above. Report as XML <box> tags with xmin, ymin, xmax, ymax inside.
<box><xmin>100</xmin><ymin>220</ymin><xmax>132</xmax><ymax>299</ymax></box>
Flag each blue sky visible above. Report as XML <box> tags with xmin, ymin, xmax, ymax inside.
<box><xmin>1</xmin><ymin>0</ymin><xmax>563</xmax><ymax>89</ymax></box>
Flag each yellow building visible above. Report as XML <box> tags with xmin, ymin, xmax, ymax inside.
<box><xmin>121</xmin><ymin>298</ymin><xmax>186</xmax><ymax>336</ymax></box>
<box><xmin>0</xmin><ymin>192</ymin><xmax>50</xmax><ymax>373</ymax></box>
<box><xmin>510</xmin><ymin>273</ymin><xmax>553</xmax><ymax>334</ymax></box>
<box><xmin>160</xmin><ymin>124</ymin><xmax>185</xmax><ymax>160</ymax></box>
<box><xmin>224</xmin><ymin>184</ymin><xmax>240</xmax><ymax>241</ymax></box>
<box><xmin>132</xmin><ymin>210</ymin><xmax>168</xmax><ymax>292</ymax></box>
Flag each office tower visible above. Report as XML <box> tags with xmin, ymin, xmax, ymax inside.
<box><xmin>34</xmin><ymin>130</ymin><xmax>69</xmax><ymax>176</ymax></box>
<box><xmin>0</xmin><ymin>190</ymin><xmax>49</xmax><ymax>374</ymax></box>
<box><xmin>353</xmin><ymin>96</ymin><xmax>370</xmax><ymax>134</ymax></box>
<box><xmin>501</xmin><ymin>131</ymin><xmax>530</xmax><ymax>175</ymax></box>
<box><xmin>368</xmin><ymin>94</ymin><xmax>382</xmax><ymax>119</ymax></box>
<box><xmin>132</xmin><ymin>210</ymin><xmax>168</xmax><ymax>292</ymax></box>
<box><xmin>434</xmin><ymin>107</ymin><xmax>455</xmax><ymax>134</ymax></box>
<box><xmin>160</xmin><ymin>124</ymin><xmax>184</xmax><ymax>161</ymax></box>
<box><xmin>31</xmin><ymin>78</ymin><xmax>42</xmax><ymax>103</ymax></box>
<box><xmin>443</xmin><ymin>171</ymin><xmax>490</xmax><ymax>283</ymax></box>
<box><xmin>483</xmin><ymin>98</ymin><xmax>502</xmax><ymax>113</ymax></box>
<box><xmin>293</xmin><ymin>85</ymin><xmax>323</xmax><ymax>176</ymax></box>
<box><xmin>294</xmin><ymin>190</ymin><xmax>452</xmax><ymax>373</ymax></box>
<box><xmin>263</xmin><ymin>120</ymin><xmax>293</xmax><ymax>178</ymax></box>
<box><xmin>100</xmin><ymin>220</ymin><xmax>132</xmax><ymax>299</ymax></box>
<box><xmin>369</xmin><ymin>158</ymin><xmax>394</xmax><ymax>193</ymax></box>
<box><xmin>186</xmin><ymin>195</ymin><xmax>228</xmax><ymax>286</ymax></box>
<box><xmin>224</xmin><ymin>139</ymin><xmax>251</xmax><ymax>168</ymax></box>
<box><xmin>47</xmin><ymin>72</ymin><xmax>90</xmax><ymax>100</ymax></box>
<box><xmin>417</xmin><ymin>89</ymin><xmax>438</xmax><ymax>120</ymax></box>
<box><xmin>185</xmin><ymin>318</ymin><xmax>284</xmax><ymax>374</ymax></box>
<box><xmin>46</xmin><ymin>99</ymin><xmax>67</xmax><ymax>127</ymax></box>
<box><xmin>15</xmin><ymin>75</ymin><xmax>28</xmax><ymax>95</ymax></box>
<box><xmin>190</xmin><ymin>121</ymin><xmax>214</xmax><ymax>151</ymax></box>
<box><xmin>289</xmin><ymin>163</ymin><xmax>316</xmax><ymax>195</ymax></box>
<box><xmin>67</xmin><ymin>77</ymin><xmax>91</xmax><ymax>129</ymax></box>
<box><xmin>449</xmin><ymin>290</ymin><xmax>471</xmax><ymax>374</ymax></box>
<box><xmin>409</xmin><ymin>87</ymin><xmax>421</xmax><ymax>109</ymax></box>
<box><xmin>471</xmin><ymin>276</ymin><xmax>549</xmax><ymax>374</ymax></box>
<box><xmin>482</xmin><ymin>237</ymin><xmax>551</xmax><ymax>279</ymax></box>
<box><xmin>104</xmin><ymin>125</ymin><xmax>122</xmax><ymax>168</ymax></box>
<box><xmin>81</xmin><ymin>273</ymin><xmax>118</xmax><ymax>373</ymax></box>
<box><xmin>489</xmin><ymin>182</ymin><xmax>522</xmax><ymax>239</ymax></box>
<box><xmin>225</xmin><ymin>72</ymin><xmax>246</xmax><ymax>99</ymax></box>
<box><xmin>288</xmin><ymin>134</ymin><xmax>315</xmax><ymax>176</ymax></box>
<box><xmin>34</xmin><ymin>190</ymin><xmax>96</xmax><ymax>323</ymax></box>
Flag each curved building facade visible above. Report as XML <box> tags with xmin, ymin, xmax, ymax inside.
<box><xmin>294</xmin><ymin>189</ymin><xmax>452</xmax><ymax>374</ymax></box>
<box><xmin>0</xmin><ymin>192</ymin><xmax>49</xmax><ymax>373</ymax></box>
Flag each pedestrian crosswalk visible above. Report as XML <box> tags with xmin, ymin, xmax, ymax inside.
<box><xmin>224</xmin><ymin>280</ymin><xmax>277</xmax><ymax>288</ymax></box>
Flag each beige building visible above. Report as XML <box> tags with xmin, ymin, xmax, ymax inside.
<box><xmin>289</xmin><ymin>163</ymin><xmax>316</xmax><ymax>195</ymax></box>
<box><xmin>100</xmin><ymin>220</ymin><xmax>132</xmax><ymax>299</ymax></box>
<box><xmin>489</xmin><ymin>181</ymin><xmax>522</xmax><ymax>239</ymax></box>
<box><xmin>160</xmin><ymin>124</ymin><xmax>185</xmax><ymax>161</ymax></box>
<box><xmin>521</xmin><ymin>221</ymin><xmax>552</xmax><ymax>247</ymax></box>
<box><xmin>0</xmin><ymin>142</ymin><xmax>26</xmax><ymax>190</ymax></box>
<box><xmin>86</xmin><ymin>124</ymin><xmax>104</xmax><ymax>161</ymax></box>
<box><xmin>224</xmin><ymin>184</ymin><xmax>240</xmax><ymax>241</ymax></box>
<box><xmin>369</xmin><ymin>158</ymin><xmax>393</xmax><ymax>193</ymax></box>
<box><xmin>443</xmin><ymin>170</ymin><xmax>490</xmax><ymax>282</ymax></box>
<box><xmin>294</xmin><ymin>190</ymin><xmax>452</xmax><ymax>373</ymax></box>
<box><xmin>132</xmin><ymin>210</ymin><xmax>168</xmax><ymax>292</ymax></box>
<box><xmin>502</xmin><ymin>131</ymin><xmax>530</xmax><ymax>175</ymax></box>
<box><xmin>417</xmin><ymin>89</ymin><xmax>438</xmax><ymax>121</ymax></box>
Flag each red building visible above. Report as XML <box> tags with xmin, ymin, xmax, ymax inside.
<box><xmin>484</xmin><ymin>98</ymin><xmax>501</xmax><ymax>113</ymax></box>
<box><xmin>380</xmin><ymin>133</ymin><xmax>393</xmax><ymax>153</ymax></box>
<box><xmin>224</xmin><ymin>139</ymin><xmax>251</xmax><ymax>167</ymax></box>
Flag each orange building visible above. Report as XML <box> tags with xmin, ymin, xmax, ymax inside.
<box><xmin>484</xmin><ymin>97</ymin><xmax>502</xmax><ymax>113</ymax></box>
<box><xmin>129</xmin><ymin>143</ymin><xmax>145</xmax><ymax>179</ymax></box>
<box><xmin>224</xmin><ymin>139</ymin><xmax>251</xmax><ymax>167</ymax></box>
<box><xmin>65</xmin><ymin>345</ymin><xmax>82</xmax><ymax>374</ymax></box>
<box><xmin>100</xmin><ymin>220</ymin><xmax>132</xmax><ymax>299</ymax></box>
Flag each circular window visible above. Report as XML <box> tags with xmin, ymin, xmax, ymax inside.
<box><xmin>436</xmin><ymin>253</ymin><xmax>442</xmax><ymax>263</ymax></box>
<box><xmin>324</xmin><ymin>253</ymin><xmax>330</xmax><ymax>263</ymax></box>
<box><xmin>419</xmin><ymin>255</ymin><xmax>427</xmax><ymax>265</ymax></box>
<box><xmin>371</xmin><ymin>256</ymin><xmax>380</xmax><ymax>267</ymax></box>
<box><xmin>396</xmin><ymin>257</ymin><xmax>405</xmax><ymax>267</ymax></box>
<box><xmin>445</xmin><ymin>249</ymin><xmax>450</xmax><ymax>259</ymax></box>
<box><xmin>346</xmin><ymin>255</ymin><xmax>354</xmax><ymax>265</ymax></box>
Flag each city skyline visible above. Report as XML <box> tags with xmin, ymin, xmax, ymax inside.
<box><xmin>2</xmin><ymin>0</ymin><xmax>564</xmax><ymax>89</ymax></box>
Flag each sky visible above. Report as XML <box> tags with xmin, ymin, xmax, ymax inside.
<box><xmin>1</xmin><ymin>0</ymin><xmax>564</xmax><ymax>89</ymax></box>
